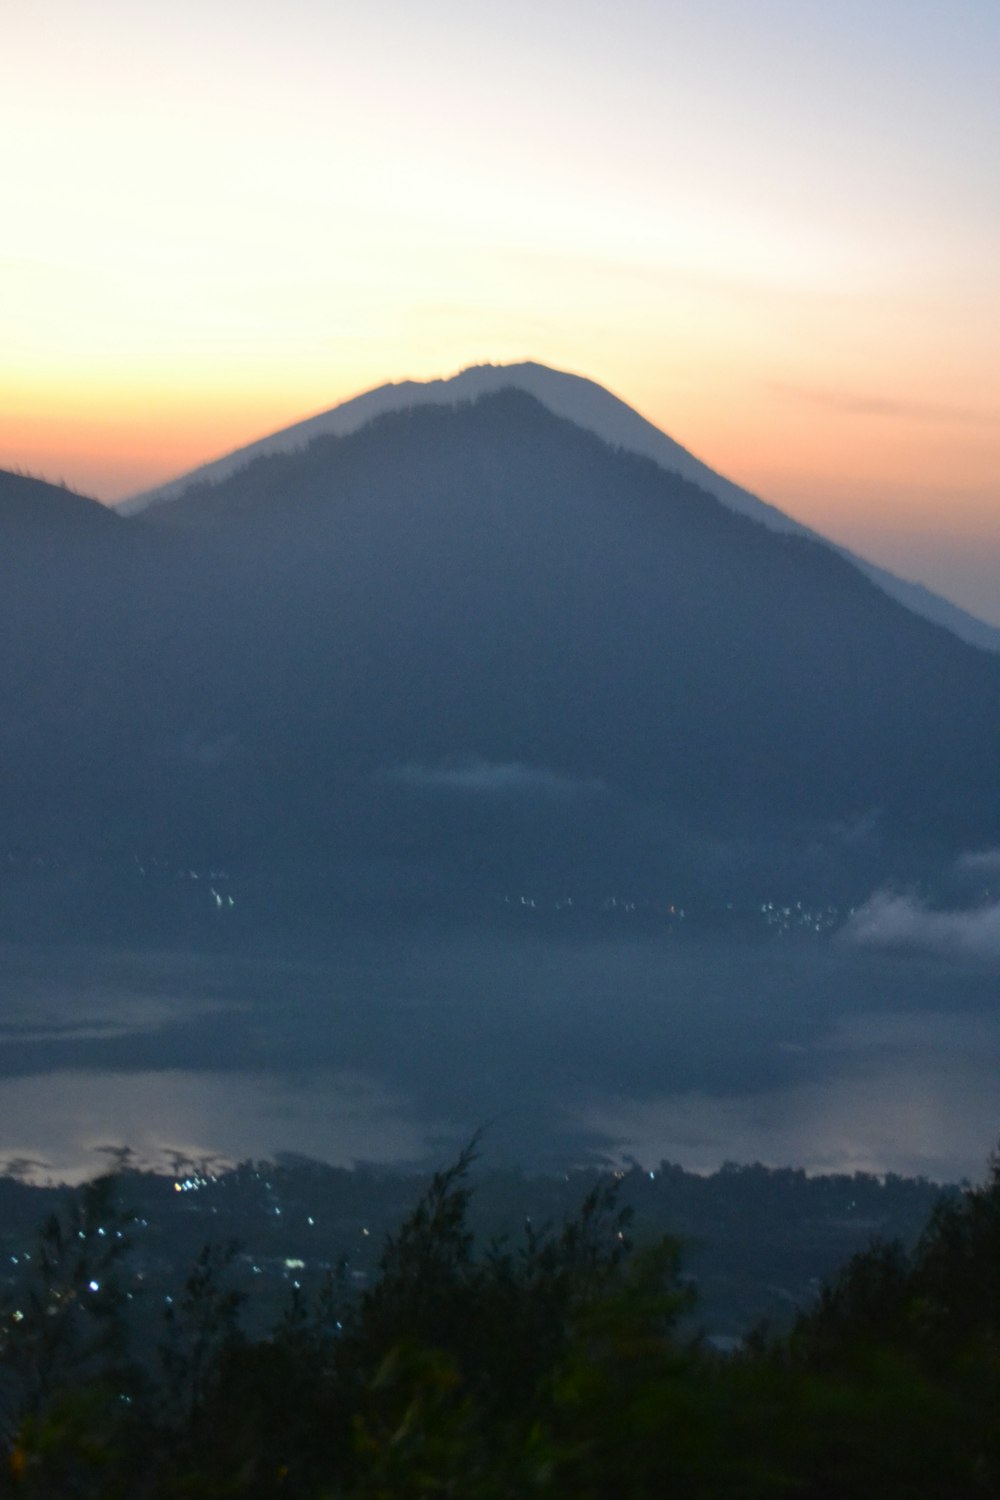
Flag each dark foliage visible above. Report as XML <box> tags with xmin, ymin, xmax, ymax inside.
<box><xmin>1</xmin><ymin>1144</ymin><xmax>999</xmax><ymax>1496</ymax></box>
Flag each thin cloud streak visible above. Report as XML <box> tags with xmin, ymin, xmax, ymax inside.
<box><xmin>383</xmin><ymin>759</ymin><xmax>605</xmax><ymax>799</ymax></box>
<box><xmin>956</xmin><ymin>848</ymin><xmax>1000</xmax><ymax>874</ymax></box>
<box><xmin>842</xmin><ymin>891</ymin><xmax>1000</xmax><ymax>962</ymax></box>
<box><xmin>768</xmin><ymin>383</ymin><xmax>993</xmax><ymax>424</ymax></box>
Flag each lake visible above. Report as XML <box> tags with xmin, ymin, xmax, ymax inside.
<box><xmin>1</xmin><ymin>923</ymin><xmax>997</xmax><ymax>1184</ymax></box>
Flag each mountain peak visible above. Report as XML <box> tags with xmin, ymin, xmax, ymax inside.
<box><xmin>117</xmin><ymin>362</ymin><xmax>1000</xmax><ymax>653</ymax></box>
<box><xmin>6</xmin><ymin>390</ymin><xmax>1000</xmax><ymax>880</ymax></box>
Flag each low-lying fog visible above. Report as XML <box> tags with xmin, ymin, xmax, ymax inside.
<box><xmin>1</xmin><ymin>924</ymin><xmax>997</xmax><ymax>1184</ymax></box>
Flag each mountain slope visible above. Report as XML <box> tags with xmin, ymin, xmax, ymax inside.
<box><xmin>70</xmin><ymin>395</ymin><xmax>1000</xmax><ymax>858</ymax></box>
<box><xmin>4</xmin><ymin>393</ymin><xmax>999</xmax><ymax>925</ymax></box>
<box><xmin>0</xmin><ymin>468</ymin><xmax>120</xmax><ymax>531</ymax></box>
<box><xmin>120</xmin><ymin>362</ymin><xmax>1000</xmax><ymax>654</ymax></box>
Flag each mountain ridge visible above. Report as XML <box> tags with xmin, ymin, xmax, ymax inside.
<box><xmin>118</xmin><ymin>361</ymin><xmax>1000</xmax><ymax>654</ymax></box>
<box><xmin>0</xmin><ymin>468</ymin><xmax>120</xmax><ymax>530</ymax></box>
<box><xmin>2</xmin><ymin>390</ymin><xmax>1000</xmax><ymax>918</ymax></box>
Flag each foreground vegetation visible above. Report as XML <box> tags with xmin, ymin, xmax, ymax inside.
<box><xmin>1</xmin><ymin>1143</ymin><xmax>998</xmax><ymax>1497</ymax></box>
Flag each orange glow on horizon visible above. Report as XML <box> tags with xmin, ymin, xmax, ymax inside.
<box><xmin>4</xmin><ymin>353</ymin><xmax>998</xmax><ymax>626</ymax></box>
<box><xmin>4</xmin><ymin>356</ymin><xmax>997</xmax><ymax>538</ymax></box>
<box><xmin>2</xmin><ymin>1</ymin><xmax>996</xmax><ymax>626</ymax></box>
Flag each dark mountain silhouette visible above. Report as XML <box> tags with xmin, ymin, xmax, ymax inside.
<box><xmin>0</xmin><ymin>469</ymin><xmax>119</xmax><ymax>531</ymax></box>
<box><xmin>122</xmin><ymin>361</ymin><xmax>1000</xmax><ymax>655</ymax></box>
<box><xmin>2</xmin><ymin>400</ymin><xmax>999</xmax><ymax>907</ymax></box>
<box><xmin>0</xmin><ymin>471</ymin><xmax>165</xmax><ymax>856</ymax></box>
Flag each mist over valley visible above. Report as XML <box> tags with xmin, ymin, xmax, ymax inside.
<box><xmin>2</xmin><ymin>366</ymin><xmax>999</xmax><ymax>1187</ymax></box>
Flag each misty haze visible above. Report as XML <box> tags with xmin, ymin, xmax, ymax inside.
<box><xmin>6</xmin><ymin>3</ymin><xmax>1000</xmax><ymax>1482</ymax></box>
<box><xmin>2</xmin><ymin>370</ymin><xmax>999</xmax><ymax>1190</ymax></box>
<box><xmin>1</xmin><ymin>918</ymin><xmax>999</xmax><ymax>1187</ymax></box>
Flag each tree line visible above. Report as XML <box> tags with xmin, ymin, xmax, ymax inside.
<box><xmin>1</xmin><ymin>1139</ymin><xmax>998</xmax><ymax>1497</ymax></box>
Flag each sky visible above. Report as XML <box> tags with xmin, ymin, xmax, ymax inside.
<box><xmin>4</xmin><ymin>0</ymin><xmax>999</xmax><ymax>622</ymax></box>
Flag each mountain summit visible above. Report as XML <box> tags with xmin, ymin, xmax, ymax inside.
<box><xmin>120</xmin><ymin>361</ymin><xmax>1000</xmax><ymax>653</ymax></box>
<box><xmin>3</xmin><ymin>388</ymin><xmax>1000</xmax><ymax>926</ymax></box>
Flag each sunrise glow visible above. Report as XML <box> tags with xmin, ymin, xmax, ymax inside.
<box><xmin>4</xmin><ymin>0</ymin><xmax>998</xmax><ymax>620</ymax></box>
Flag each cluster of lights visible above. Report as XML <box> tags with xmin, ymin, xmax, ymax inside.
<box><xmin>759</xmin><ymin>901</ymin><xmax>840</xmax><ymax>934</ymax></box>
<box><xmin>504</xmin><ymin>894</ymin><xmax>687</xmax><ymax>917</ymax></box>
<box><xmin>174</xmin><ymin>1175</ymin><xmax>214</xmax><ymax>1193</ymax></box>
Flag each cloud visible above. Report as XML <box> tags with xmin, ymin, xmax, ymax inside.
<box><xmin>383</xmin><ymin>758</ymin><xmax>604</xmax><ymax>799</ymax></box>
<box><xmin>767</xmin><ymin>383</ymin><xmax>992</xmax><ymax>424</ymax></box>
<box><xmin>824</xmin><ymin>808</ymin><xmax>883</xmax><ymax>846</ymax></box>
<box><xmin>955</xmin><ymin>848</ymin><xmax>1000</xmax><ymax>874</ymax></box>
<box><xmin>842</xmin><ymin>891</ymin><xmax>1000</xmax><ymax>961</ymax></box>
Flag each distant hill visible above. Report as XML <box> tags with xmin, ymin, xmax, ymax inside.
<box><xmin>4</xmin><ymin>392</ymin><xmax>997</xmax><ymax>911</ymax></box>
<box><xmin>0</xmin><ymin>469</ymin><xmax>120</xmax><ymax>530</ymax></box>
<box><xmin>120</xmin><ymin>361</ymin><xmax>1000</xmax><ymax>655</ymax></box>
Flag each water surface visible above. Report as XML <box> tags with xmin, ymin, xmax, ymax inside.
<box><xmin>1</xmin><ymin>928</ymin><xmax>997</xmax><ymax>1183</ymax></box>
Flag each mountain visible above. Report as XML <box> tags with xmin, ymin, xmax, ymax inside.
<box><xmin>0</xmin><ymin>471</ymin><xmax>166</xmax><ymax>862</ymax></box>
<box><xmin>5</xmin><ymin>390</ymin><xmax>997</xmax><ymax>933</ymax></box>
<box><xmin>120</xmin><ymin>361</ymin><xmax>1000</xmax><ymax>654</ymax></box>
<box><xmin>0</xmin><ymin>468</ymin><xmax>120</xmax><ymax>531</ymax></box>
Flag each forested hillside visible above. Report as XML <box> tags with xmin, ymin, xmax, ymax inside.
<box><xmin>2</xmin><ymin>1146</ymin><xmax>998</xmax><ymax>1496</ymax></box>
